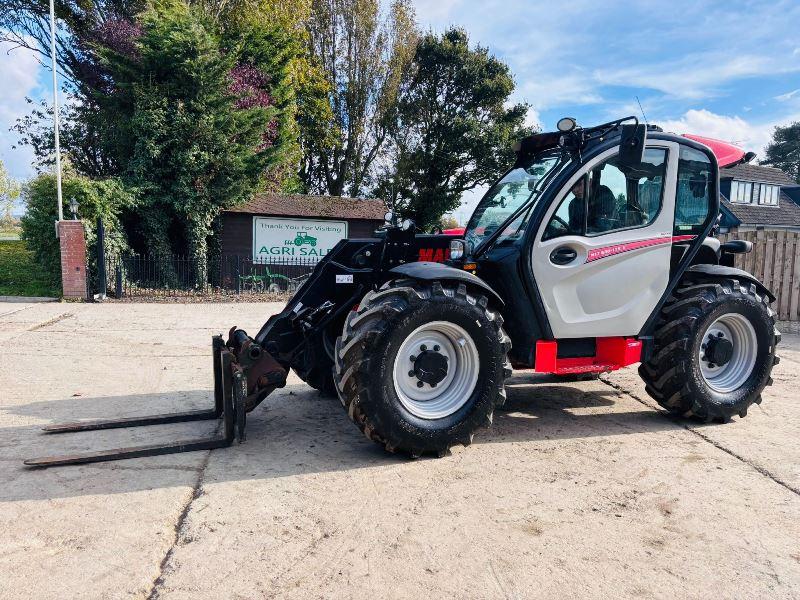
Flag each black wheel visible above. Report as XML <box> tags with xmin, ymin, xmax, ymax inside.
<box><xmin>639</xmin><ymin>277</ymin><xmax>780</xmax><ymax>422</ymax></box>
<box><xmin>334</xmin><ymin>280</ymin><xmax>512</xmax><ymax>457</ymax></box>
<box><xmin>292</xmin><ymin>327</ymin><xmax>338</xmax><ymax>397</ymax></box>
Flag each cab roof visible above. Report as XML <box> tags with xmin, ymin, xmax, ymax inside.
<box><xmin>514</xmin><ymin>125</ymin><xmax>753</xmax><ymax>169</ymax></box>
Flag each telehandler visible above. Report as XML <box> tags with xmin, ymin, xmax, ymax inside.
<box><xmin>26</xmin><ymin>116</ymin><xmax>780</xmax><ymax>467</ymax></box>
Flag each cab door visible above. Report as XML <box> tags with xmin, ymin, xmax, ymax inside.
<box><xmin>531</xmin><ymin>142</ymin><xmax>679</xmax><ymax>338</ymax></box>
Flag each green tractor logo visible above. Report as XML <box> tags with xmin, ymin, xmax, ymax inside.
<box><xmin>293</xmin><ymin>231</ymin><xmax>318</xmax><ymax>247</ymax></box>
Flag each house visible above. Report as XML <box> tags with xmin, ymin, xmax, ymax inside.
<box><xmin>220</xmin><ymin>193</ymin><xmax>386</xmax><ymax>262</ymax></box>
<box><xmin>718</xmin><ymin>163</ymin><xmax>800</xmax><ymax>233</ymax></box>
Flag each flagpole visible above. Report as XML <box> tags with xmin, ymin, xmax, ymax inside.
<box><xmin>49</xmin><ymin>0</ymin><xmax>63</xmax><ymax>224</ymax></box>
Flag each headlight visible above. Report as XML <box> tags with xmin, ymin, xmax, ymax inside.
<box><xmin>450</xmin><ymin>239</ymin><xmax>465</xmax><ymax>260</ymax></box>
<box><xmin>401</xmin><ymin>218</ymin><xmax>414</xmax><ymax>231</ymax></box>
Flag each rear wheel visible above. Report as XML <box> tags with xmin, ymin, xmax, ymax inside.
<box><xmin>639</xmin><ymin>277</ymin><xmax>779</xmax><ymax>422</ymax></box>
<box><xmin>334</xmin><ymin>280</ymin><xmax>512</xmax><ymax>457</ymax></box>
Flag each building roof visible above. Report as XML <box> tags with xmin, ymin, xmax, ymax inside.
<box><xmin>720</xmin><ymin>163</ymin><xmax>795</xmax><ymax>186</ymax></box>
<box><xmin>721</xmin><ymin>191</ymin><xmax>800</xmax><ymax>228</ymax></box>
<box><xmin>226</xmin><ymin>193</ymin><xmax>387</xmax><ymax>221</ymax></box>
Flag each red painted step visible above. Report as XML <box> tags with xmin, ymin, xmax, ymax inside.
<box><xmin>534</xmin><ymin>337</ymin><xmax>642</xmax><ymax>375</ymax></box>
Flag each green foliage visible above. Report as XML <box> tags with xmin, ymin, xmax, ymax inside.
<box><xmin>20</xmin><ymin>172</ymin><xmax>136</xmax><ymax>292</ymax></box>
<box><xmin>376</xmin><ymin>27</ymin><xmax>532</xmax><ymax>230</ymax></box>
<box><xmin>0</xmin><ymin>160</ymin><xmax>21</xmax><ymax>227</ymax></box>
<box><xmin>301</xmin><ymin>0</ymin><xmax>418</xmax><ymax>196</ymax></box>
<box><xmin>0</xmin><ymin>240</ymin><xmax>60</xmax><ymax>297</ymax></box>
<box><xmin>762</xmin><ymin>122</ymin><xmax>800</xmax><ymax>184</ymax></box>
<box><xmin>85</xmin><ymin>0</ymin><xmax>282</xmax><ymax>274</ymax></box>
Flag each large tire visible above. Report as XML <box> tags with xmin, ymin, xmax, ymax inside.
<box><xmin>639</xmin><ymin>277</ymin><xmax>779</xmax><ymax>422</ymax></box>
<box><xmin>292</xmin><ymin>328</ymin><xmax>338</xmax><ymax>397</ymax></box>
<box><xmin>334</xmin><ymin>280</ymin><xmax>512</xmax><ymax>457</ymax></box>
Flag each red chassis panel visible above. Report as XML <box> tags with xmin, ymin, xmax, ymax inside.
<box><xmin>534</xmin><ymin>337</ymin><xmax>642</xmax><ymax>375</ymax></box>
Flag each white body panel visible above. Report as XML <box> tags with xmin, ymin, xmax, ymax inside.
<box><xmin>532</xmin><ymin>143</ymin><xmax>679</xmax><ymax>338</ymax></box>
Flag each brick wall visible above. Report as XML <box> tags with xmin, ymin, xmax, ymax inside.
<box><xmin>57</xmin><ymin>220</ymin><xmax>88</xmax><ymax>299</ymax></box>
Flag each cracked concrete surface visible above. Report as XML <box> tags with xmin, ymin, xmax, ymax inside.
<box><xmin>1</xmin><ymin>302</ymin><xmax>799</xmax><ymax>599</ymax></box>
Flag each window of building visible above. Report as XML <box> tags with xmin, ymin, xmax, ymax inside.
<box><xmin>543</xmin><ymin>148</ymin><xmax>667</xmax><ymax>239</ymax></box>
<box><xmin>759</xmin><ymin>184</ymin><xmax>780</xmax><ymax>205</ymax></box>
<box><xmin>729</xmin><ymin>180</ymin><xmax>780</xmax><ymax>205</ymax></box>
<box><xmin>675</xmin><ymin>146</ymin><xmax>712</xmax><ymax>235</ymax></box>
<box><xmin>730</xmin><ymin>180</ymin><xmax>753</xmax><ymax>203</ymax></box>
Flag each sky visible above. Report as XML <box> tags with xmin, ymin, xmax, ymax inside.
<box><xmin>2</xmin><ymin>0</ymin><xmax>800</xmax><ymax>219</ymax></box>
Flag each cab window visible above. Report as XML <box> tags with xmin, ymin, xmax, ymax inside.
<box><xmin>544</xmin><ymin>148</ymin><xmax>668</xmax><ymax>240</ymax></box>
<box><xmin>675</xmin><ymin>146</ymin><xmax>711</xmax><ymax>235</ymax></box>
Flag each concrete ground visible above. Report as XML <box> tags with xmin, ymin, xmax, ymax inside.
<box><xmin>1</xmin><ymin>301</ymin><xmax>798</xmax><ymax>599</ymax></box>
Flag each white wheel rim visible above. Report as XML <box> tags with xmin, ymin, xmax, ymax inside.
<box><xmin>699</xmin><ymin>313</ymin><xmax>758</xmax><ymax>393</ymax></box>
<box><xmin>393</xmin><ymin>321</ymin><xmax>479</xmax><ymax>420</ymax></box>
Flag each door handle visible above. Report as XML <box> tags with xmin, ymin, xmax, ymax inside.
<box><xmin>550</xmin><ymin>246</ymin><xmax>578</xmax><ymax>265</ymax></box>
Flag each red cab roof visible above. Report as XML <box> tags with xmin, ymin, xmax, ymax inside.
<box><xmin>681</xmin><ymin>134</ymin><xmax>749</xmax><ymax>168</ymax></box>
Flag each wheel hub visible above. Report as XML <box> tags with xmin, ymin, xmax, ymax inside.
<box><xmin>393</xmin><ymin>321</ymin><xmax>480</xmax><ymax>420</ymax></box>
<box><xmin>703</xmin><ymin>334</ymin><xmax>733</xmax><ymax>368</ymax></box>
<box><xmin>412</xmin><ymin>348</ymin><xmax>449</xmax><ymax>386</ymax></box>
<box><xmin>698</xmin><ymin>313</ymin><xmax>758</xmax><ymax>393</ymax></box>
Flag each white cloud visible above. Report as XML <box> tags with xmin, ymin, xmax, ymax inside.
<box><xmin>524</xmin><ymin>107</ymin><xmax>541</xmax><ymax>130</ymax></box>
<box><xmin>411</xmin><ymin>0</ymin><xmax>462</xmax><ymax>24</ymax></box>
<box><xmin>656</xmin><ymin>108</ymin><xmax>800</xmax><ymax>160</ymax></box>
<box><xmin>595</xmin><ymin>54</ymin><xmax>800</xmax><ymax>101</ymax></box>
<box><xmin>0</xmin><ymin>40</ymin><xmax>42</xmax><ymax>182</ymax></box>
<box><xmin>775</xmin><ymin>89</ymin><xmax>800</xmax><ymax>102</ymax></box>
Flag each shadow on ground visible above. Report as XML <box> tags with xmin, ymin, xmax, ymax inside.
<box><xmin>1</xmin><ymin>372</ymin><xmax>688</xmax><ymax>503</ymax></box>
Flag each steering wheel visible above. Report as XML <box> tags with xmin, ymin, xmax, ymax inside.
<box><xmin>552</xmin><ymin>215</ymin><xmax>570</xmax><ymax>230</ymax></box>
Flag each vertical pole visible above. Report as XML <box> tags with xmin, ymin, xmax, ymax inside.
<box><xmin>115</xmin><ymin>263</ymin><xmax>123</xmax><ymax>298</ymax></box>
<box><xmin>49</xmin><ymin>0</ymin><xmax>63</xmax><ymax>225</ymax></box>
<box><xmin>235</xmin><ymin>255</ymin><xmax>241</xmax><ymax>294</ymax></box>
<box><xmin>96</xmin><ymin>217</ymin><xmax>107</xmax><ymax>299</ymax></box>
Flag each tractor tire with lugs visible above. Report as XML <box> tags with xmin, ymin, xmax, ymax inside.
<box><xmin>292</xmin><ymin>331</ymin><xmax>338</xmax><ymax>397</ymax></box>
<box><xmin>333</xmin><ymin>280</ymin><xmax>512</xmax><ymax>457</ymax></box>
<box><xmin>639</xmin><ymin>276</ymin><xmax>779</xmax><ymax>422</ymax></box>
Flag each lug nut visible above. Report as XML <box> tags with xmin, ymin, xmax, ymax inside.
<box><xmin>430</xmin><ymin>382</ymin><xmax>437</xmax><ymax>388</ymax></box>
<box><xmin>408</xmin><ymin>370</ymin><xmax>415</xmax><ymax>377</ymax></box>
<box><xmin>416</xmin><ymin>381</ymin><xmax>424</xmax><ymax>388</ymax></box>
<box><xmin>708</xmin><ymin>363</ymin><xmax>716</xmax><ymax>368</ymax></box>
<box><xmin>420</xmin><ymin>344</ymin><xmax>427</xmax><ymax>351</ymax></box>
<box><xmin>717</xmin><ymin>332</ymin><xmax>724</xmax><ymax>338</ymax></box>
<box><xmin>433</xmin><ymin>345</ymin><xmax>440</xmax><ymax>352</ymax></box>
<box><xmin>410</xmin><ymin>354</ymin><xmax>416</xmax><ymax>362</ymax></box>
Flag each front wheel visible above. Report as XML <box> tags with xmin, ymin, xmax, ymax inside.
<box><xmin>334</xmin><ymin>280</ymin><xmax>512</xmax><ymax>457</ymax></box>
<box><xmin>639</xmin><ymin>277</ymin><xmax>779</xmax><ymax>422</ymax></box>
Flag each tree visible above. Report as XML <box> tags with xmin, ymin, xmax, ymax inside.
<box><xmin>91</xmin><ymin>0</ymin><xmax>284</xmax><ymax>280</ymax></box>
<box><xmin>0</xmin><ymin>161</ymin><xmax>21</xmax><ymax>227</ymax></box>
<box><xmin>762</xmin><ymin>122</ymin><xmax>800</xmax><ymax>184</ymax></box>
<box><xmin>300</xmin><ymin>0</ymin><xmax>417</xmax><ymax>197</ymax></box>
<box><xmin>375</xmin><ymin>28</ymin><xmax>531</xmax><ymax>230</ymax></box>
<box><xmin>21</xmin><ymin>169</ymin><xmax>135</xmax><ymax>290</ymax></box>
<box><xmin>439</xmin><ymin>214</ymin><xmax>460</xmax><ymax>230</ymax></box>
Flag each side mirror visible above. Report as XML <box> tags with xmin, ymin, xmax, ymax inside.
<box><xmin>618</xmin><ymin>124</ymin><xmax>647</xmax><ymax>168</ymax></box>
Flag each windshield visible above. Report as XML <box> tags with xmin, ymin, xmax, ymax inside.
<box><xmin>465</xmin><ymin>152</ymin><xmax>563</xmax><ymax>252</ymax></box>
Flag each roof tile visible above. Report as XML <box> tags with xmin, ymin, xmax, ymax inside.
<box><xmin>720</xmin><ymin>163</ymin><xmax>795</xmax><ymax>186</ymax></box>
<box><xmin>226</xmin><ymin>193</ymin><xmax>387</xmax><ymax>221</ymax></box>
<box><xmin>722</xmin><ymin>191</ymin><xmax>800</xmax><ymax>227</ymax></box>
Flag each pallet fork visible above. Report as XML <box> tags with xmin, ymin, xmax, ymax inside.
<box><xmin>24</xmin><ymin>336</ymin><xmax>249</xmax><ymax>468</ymax></box>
